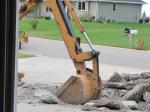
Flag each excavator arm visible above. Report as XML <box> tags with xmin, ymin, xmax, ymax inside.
<box><xmin>19</xmin><ymin>0</ymin><xmax>40</xmax><ymax>19</ymax></box>
<box><xmin>19</xmin><ymin>0</ymin><xmax>102</xmax><ymax>104</ymax></box>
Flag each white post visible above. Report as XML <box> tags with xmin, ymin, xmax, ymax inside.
<box><xmin>128</xmin><ymin>34</ymin><xmax>132</xmax><ymax>48</ymax></box>
<box><xmin>96</xmin><ymin>1</ymin><xmax>99</xmax><ymax>21</ymax></box>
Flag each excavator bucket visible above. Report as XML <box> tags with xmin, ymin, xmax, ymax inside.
<box><xmin>56</xmin><ymin>75</ymin><xmax>101</xmax><ymax>104</ymax></box>
<box><xmin>56</xmin><ymin>54</ymin><xmax>102</xmax><ymax>104</ymax></box>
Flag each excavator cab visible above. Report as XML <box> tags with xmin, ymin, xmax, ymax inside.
<box><xmin>19</xmin><ymin>0</ymin><xmax>102</xmax><ymax>104</ymax></box>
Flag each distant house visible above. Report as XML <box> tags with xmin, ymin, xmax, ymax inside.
<box><xmin>70</xmin><ymin>0</ymin><xmax>146</xmax><ymax>22</ymax></box>
<box><xmin>24</xmin><ymin>3</ymin><xmax>53</xmax><ymax>19</ymax></box>
<box><xmin>37</xmin><ymin>3</ymin><xmax>53</xmax><ymax>18</ymax></box>
<box><xmin>21</xmin><ymin>0</ymin><xmax>146</xmax><ymax>23</ymax></box>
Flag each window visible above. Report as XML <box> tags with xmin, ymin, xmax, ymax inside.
<box><xmin>46</xmin><ymin>7</ymin><xmax>49</xmax><ymax>12</ymax></box>
<box><xmin>78</xmin><ymin>2</ymin><xmax>85</xmax><ymax>10</ymax></box>
<box><xmin>113</xmin><ymin>3</ymin><xmax>116</xmax><ymax>11</ymax></box>
<box><xmin>46</xmin><ymin>7</ymin><xmax>51</xmax><ymax>12</ymax></box>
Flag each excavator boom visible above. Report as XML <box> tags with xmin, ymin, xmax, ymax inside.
<box><xmin>19</xmin><ymin>0</ymin><xmax>102</xmax><ymax>104</ymax></box>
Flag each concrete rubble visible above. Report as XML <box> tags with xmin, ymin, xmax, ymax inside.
<box><xmin>17</xmin><ymin>72</ymin><xmax>150</xmax><ymax>112</ymax></box>
<box><xmin>17</xmin><ymin>83</ymin><xmax>62</xmax><ymax>104</ymax></box>
<box><xmin>84</xmin><ymin>72</ymin><xmax>150</xmax><ymax>112</ymax></box>
<box><xmin>143</xmin><ymin>92</ymin><xmax>150</xmax><ymax>103</ymax></box>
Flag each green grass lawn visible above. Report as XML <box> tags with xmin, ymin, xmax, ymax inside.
<box><xmin>19</xmin><ymin>19</ymin><xmax>150</xmax><ymax>50</ymax></box>
<box><xmin>19</xmin><ymin>53</ymin><xmax>34</xmax><ymax>58</ymax></box>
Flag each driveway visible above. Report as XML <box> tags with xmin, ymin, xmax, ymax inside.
<box><xmin>18</xmin><ymin>56</ymin><xmax>149</xmax><ymax>84</ymax></box>
<box><xmin>19</xmin><ymin>37</ymin><xmax>150</xmax><ymax>70</ymax></box>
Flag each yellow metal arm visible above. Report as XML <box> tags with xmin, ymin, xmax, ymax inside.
<box><xmin>19</xmin><ymin>0</ymin><xmax>101</xmax><ymax>104</ymax></box>
<box><xmin>63</xmin><ymin>0</ymin><xmax>85</xmax><ymax>33</ymax></box>
<box><xmin>19</xmin><ymin>0</ymin><xmax>42</xmax><ymax>20</ymax></box>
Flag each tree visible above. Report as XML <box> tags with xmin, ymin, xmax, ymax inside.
<box><xmin>142</xmin><ymin>11</ymin><xmax>146</xmax><ymax>19</ymax></box>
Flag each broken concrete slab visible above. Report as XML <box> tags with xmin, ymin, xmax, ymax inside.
<box><xmin>122</xmin><ymin>83</ymin><xmax>150</xmax><ymax>101</ymax></box>
<box><xmin>143</xmin><ymin>92</ymin><xmax>150</xmax><ymax>103</ymax></box>
<box><xmin>86</xmin><ymin>99</ymin><xmax>110</xmax><ymax>107</ymax></box>
<box><xmin>105</xmin><ymin>82</ymin><xmax>127</xmax><ymax>89</ymax></box>
<box><xmin>121</xmin><ymin>73</ymin><xmax>130</xmax><ymax>81</ymax></box>
<box><xmin>98</xmin><ymin>107</ymin><xmax>112</xmax><ymax>112</ymax></box>
<box><xmin>18</xmin><ymin>81</ymin><xmax>25</xmax><ymax>87</ymax></box>
<box><xmin>84</xmin><ymin>100</ymin><xmax>133</xmax><ymax>111</ymax></box>
<box><xmin>121</xmin><ymin>73</ymin><xmax>142</xmax><ymax>81</ymax></box>
<box><xmin>120</xmin><ymin>111</ymin><xmax>144</xmax><ymax>112</ymax></box>
<box><xmin>82</xmin><ymin>104</ymin><xmax>98</xmax><ymax>111</ymax></box>
<box><xmin>102</xmin><ymin>88</ymin><xmax>127</xmax><ymax>98</ymax></box>
<box><xmin>35</xmin><ymin>90</ymin><xmax>61</xmax><ymax>104</ymax></box>
<box><xmin>82</xmin><ymin>105</ymin><xmax>113</xmax><ymax>112</ymax></box>
<box><xmin>18</xmin><ymin>83</ymin><xmax>62</xmax><ymax>104</ymax></box>
<box><xmin>121</xmin><ymin>72</ymin><xmax>150</xmax><ymax>82</ymax></box>
<box><xmin>108</xmin><ymin>72</ymin><xmax>126</xmax><ymax>82</ymax></box>
<box><xmin>41</xmin><ymin>97</ymin><xmax>58</xmax><ymax>104</ymax></box>
<box><xmin>121</xmin><ymin>101</ymin><xmax>138</xmax><ymax>110</ymax></box>
<box><xmin>105</xmin><ymin>100</ymin><xmax>125</xmax><ymax>110</ymax></box>
<box><xmin>141</xmin><ymin>72</ymin><xmax>150</xmax><ymax>79</ymax></box>
<box><xmin>126</xmin><ymin>79</ymin><xmax>150</xmax><ymax>90</ymax></box>
<box><xmin>128</xmin><ymin>74</ymin><xmax>142</xmax><ymax>81</ymax></box>
<box><xmin>88</xmin><ymin>100</ymin><xmax>138</xmax><ymax>110</ymax></box>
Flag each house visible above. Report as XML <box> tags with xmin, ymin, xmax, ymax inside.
<box><xmin>24</xmin><ymin>3</ymin><xmax>53</xmax><ymax>19</ymax></box>
<box><xmin>20</xmin><ymin>0</ymin><xmax>145</xmax><ymax>23</ymax></box>
<box><xmin>70</xmin><ymin>0</ymin><xmax>146</xmax><ymax>22</ymax></box>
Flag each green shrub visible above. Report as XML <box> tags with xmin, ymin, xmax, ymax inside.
<box><xmin>29</xmin><ymin>19</ymin><xmax>39</xmax><ymax>30</ymax></box>
<box><xmin>107</xmin><ymin>19</ymin><xmax>111</xmax><ymax>23</ymax></box>
<box><xmin>112</xmin><ymin>20</ymin><xmax>116</xmax><ymax>23</ymax></box>
<box><xmin>38</xmin><ymin>16</ymin><xmax>44</xmax><ymax>19</ymax></box>
<box><xmin>138</xmin><ymin>18</ymin><xmax>144</xmax><ymax>24</ymax></box>
<box><xmin>145</xmin><ymin>17</ymin><xmax>150</xmax><ymax>23</ymax></box>
<box><xmin>44</xmin><ymin>16</ymin><xmax>51</xmax><ymax>20</ymax></box>
<box><xmin>95</xmin><ymin>19</ymin><xmax>104</xmax><ymax>23</ymax></box>
<box><xmin>89</xmin><ymin>16</ymin><xmax>95</xmax><ymax>22</ymax></box>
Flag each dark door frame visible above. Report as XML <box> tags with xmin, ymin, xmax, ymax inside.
<box><xmin>0</xmin><ymin>0</ymin><xmax>17</xmax><ymax>112</ymax></box>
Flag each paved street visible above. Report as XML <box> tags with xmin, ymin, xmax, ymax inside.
<box><xmin>20</xmin><ymin>37</ymin><xmax>150</xmax><ymax>70</ymax></box>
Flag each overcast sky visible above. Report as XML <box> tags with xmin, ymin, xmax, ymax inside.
<box><xmin>142</xmin><ymin>0</ymin><xmax>150</xmax><ymax>16</ymax></box>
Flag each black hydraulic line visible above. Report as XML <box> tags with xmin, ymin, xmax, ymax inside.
<box><xmin>56</xmin><ymin>0</ymin><xmax>82</xmax><ymax>52</ymax></box>
<box><xmin>56</xmin><ymin>0</ymin><xmax>75</xmax><ymax>36</ymax></box>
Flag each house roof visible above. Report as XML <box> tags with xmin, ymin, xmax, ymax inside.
<box><xmin>70</xmin><ymin>0</ymin><xmax>146</xmax><ymax>4</ymax></box>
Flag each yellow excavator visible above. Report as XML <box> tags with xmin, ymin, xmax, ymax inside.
<box><xmin>19</xmin><ymin>31</ymin><xmax>28</xmax><ymax>50</ymax></box>
<box><xmin>19</xmin><ymin>0</ymin><xmax>102</xmax><ymax>104</ymax></box>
